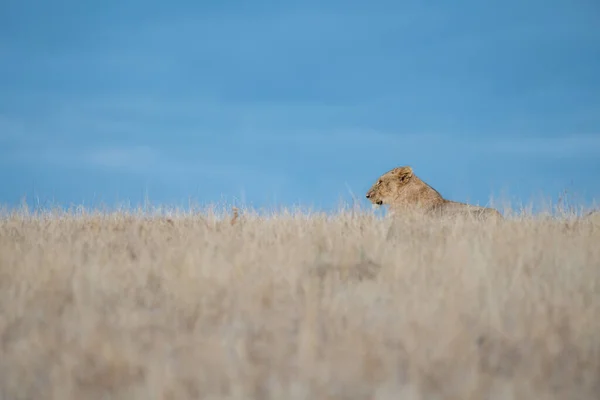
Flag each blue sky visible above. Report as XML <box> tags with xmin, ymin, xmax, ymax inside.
<box><xmin>1</xmin><ymin>0</ymin><xmax>599</xmax><ymax>213</ymax></box>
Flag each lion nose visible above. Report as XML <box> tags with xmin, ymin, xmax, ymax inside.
<box><xmin>366</xmin><ymin>193</ymin><xmax>371</xmax><ymax>198</ymax></box>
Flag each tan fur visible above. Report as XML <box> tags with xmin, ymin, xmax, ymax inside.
<box><xmin>366</xmin><ymin>166</ymin><xmax>503</xmax><ymax>220</ymax></box>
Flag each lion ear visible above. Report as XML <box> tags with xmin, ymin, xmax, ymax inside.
<box><xmin>394</xmin><ymin>166</ymin><xmax>413</xmax><ymax>180</ymax></box>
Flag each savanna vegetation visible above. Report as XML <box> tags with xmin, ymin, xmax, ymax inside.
<box><xmin>1</xmin><ymin>202</ymin><xmax>599</xmax><ymax>399</ymax></box>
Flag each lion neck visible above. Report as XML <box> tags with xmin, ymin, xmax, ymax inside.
<box><xmin>390</xmin><ymin>175</ymin><xmax>446</xmax><ymax>210</ymax></box>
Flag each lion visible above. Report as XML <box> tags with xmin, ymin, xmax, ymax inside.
<box><xmin>365</xmin><ymin>166</ymin><xmax>503</xmax><ymax>220</ymax></box>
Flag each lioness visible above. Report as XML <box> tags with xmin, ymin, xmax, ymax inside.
<box><xmin>365</xmin><ymin>166</ymin><xmax>503</xmax><ymax>220</ymax></box>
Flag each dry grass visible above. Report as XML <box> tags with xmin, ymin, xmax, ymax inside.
<box><xmin>1</xmin><ymin>203</ymin><xmax>600</xmax><ymax>400</ymax></box>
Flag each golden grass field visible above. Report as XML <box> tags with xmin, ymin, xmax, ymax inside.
<box><xmin>1</xmin><ymin>202</ymin><xmax>599</xmax><ymax>400</ymax></box>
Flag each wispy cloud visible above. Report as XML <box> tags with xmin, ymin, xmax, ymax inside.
<box><xmin>0</xmin><ymin>115</ymin><xmax>34</xmax><ymax>143</ymax></box>
<box><xmin>4</xmin><ymin>141</ymin><xmax>290</xmax><ymax>194</ymax></box>
<box><xmin>481</xmin><ymin>133</ymin><xmax>600</xmax><ymax>159</ymax></box>
<box><xmin>235</xmin><ymin>128</ymin><xmax>600</xmax><ymax>161</ymax></box>
<box><xmin>85</xmin><ymin>146</ymin><xmax>158</xmax><ymax>172</ymax></box>
<box><xmin>4</xmin><ymin>92</ymin><xmax>598</xmax><ymax>163</ymax></box>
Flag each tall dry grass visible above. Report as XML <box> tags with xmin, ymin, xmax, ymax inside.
<box><xmin>1</xmin><ymin>203</ymin><xmax>599</xmax><ymax>400</ymax></box>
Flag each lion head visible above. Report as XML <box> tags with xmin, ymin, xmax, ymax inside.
<box><xmin>365</xmin><ymin>166</ymin><xmax>414</xmax><ymax>207</ymax></box>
